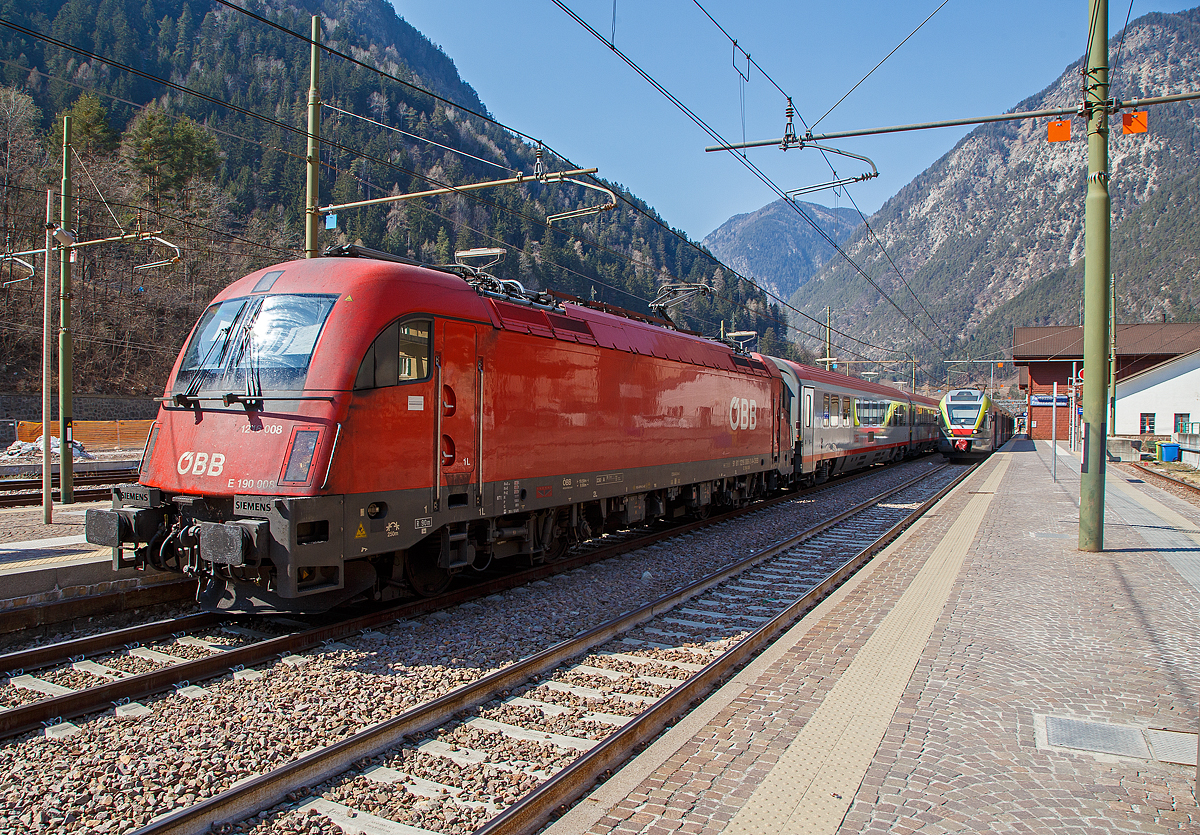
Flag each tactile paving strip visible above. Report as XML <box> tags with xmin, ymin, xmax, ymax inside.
<box><xmin>721</xmin><ymin>455</ymin><xmax>1012</xmax><ymax>835</ymax></box>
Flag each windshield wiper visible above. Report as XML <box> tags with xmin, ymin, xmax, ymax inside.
<box><xmin>217</xmin><ymin>302</ymin><xmax>265</xmax><ymax>410</ymax></box>
<box><xmin>175</xmin><ymin>321</ymin><xmax>236</xmax><ymax>407</ymax></box>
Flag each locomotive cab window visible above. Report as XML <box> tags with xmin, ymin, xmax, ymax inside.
<box><xmin>356</xmin><ymin>319</ymin><xmax>431</xmax><ymax>389</ymax></box>
<box><xmin>174</xmin><ymin>293</ymin><xmax>337</xmax><ymax>396</ymax></box>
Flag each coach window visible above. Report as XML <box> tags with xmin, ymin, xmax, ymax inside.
<box><xmin>830</xmin><ymin>395</ymin><xmax>840</xmax><ymax>427</ymax></box>
<box><xmin>823</xmin><ymin>393</ymin><xmax>830</xmax><ymax>427</ymax></box>
<box><xmin>842</xmin><ymin>397</ymin><xmax>850</xmax><ymax>425</ymax></box>
<box><xmin>355</xmin><ymin>318</ymin><xmax>432</xmax><ymax>389</ymax></box>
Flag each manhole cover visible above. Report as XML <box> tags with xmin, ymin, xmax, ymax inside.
<box><xmin>1045</xmin><ymin>717</ymin><xmax>1150</xmax><ymax>759</ymax></box>
<box><xmin>1146</xmin><ymin>729</ymin><xmax>1198</xmax><ymax>766</ymax></box>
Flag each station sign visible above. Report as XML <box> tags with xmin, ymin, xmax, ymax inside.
<box><xmin>1029</xmin><ymin>394</ymin><xmax>1071</xmax><ymax>406</ymax></box>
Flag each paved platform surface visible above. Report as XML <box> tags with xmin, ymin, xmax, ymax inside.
<box><xmin>0</xmin><ymin>500</ymin><xmax>177</xmax><ymax>604</ymax></box>
<box><xmin>548</xmin><ymin>438</ymin><xmax>1200</xmax><ymax>835</ymax></box>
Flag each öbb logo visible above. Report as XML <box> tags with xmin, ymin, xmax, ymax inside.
<box><xmin>728</xmin><ymin>397</ymin><xmax>758</xmax><ymax>431</ymax></box>
<box><xmin>177</xmin><ymin>451</ymin><xmax>226</xmax><ymax>476</ymax></box>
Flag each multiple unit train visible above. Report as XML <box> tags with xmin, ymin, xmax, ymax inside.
<box><xmin>937</xmin><ymin>388</ymin><xmax>1015</xmax><ymax>458</ymax></box>
<box><xmin>87</xmin><ymin>248</ymin><xmax>951</xmax><ymax>613</ymax></box>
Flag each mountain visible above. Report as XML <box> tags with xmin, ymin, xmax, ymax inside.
<box><xmin>787</xmin><ymin>7</ymin><xmax>1200</xmax><ymax>373</ymax></box>
<box><xmin>701</xmin><ymin>199</ymin><xmax>861</xmax><ymax>301</ymax></box>
<box><xmin>0</xmin><ymin>0</ymin><xmax>794</xmax><ymax>395</ymax></box>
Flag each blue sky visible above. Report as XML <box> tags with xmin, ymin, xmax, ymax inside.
<box><xmin>392</xmin><ymin>1</ymin><xmax>1194</xmax><ymax>241</ymax></box>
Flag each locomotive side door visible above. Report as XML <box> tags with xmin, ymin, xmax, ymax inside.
<box><xmin>800</xmin><ymin>386</ymin><xmax>815</xmax><ymax>475</ymax></box>
<box><xmin>435</xmin><ymin>320</ymin><xmax>479</xmax><ymax>491</ymax></box>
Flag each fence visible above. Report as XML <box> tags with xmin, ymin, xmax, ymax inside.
<box><xmin>15</xmin><ymin>419</ymin><xmax>154</xmax><ymax>451</ymax></box>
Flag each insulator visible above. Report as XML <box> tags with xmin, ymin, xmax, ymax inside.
<box><xmin>782</xmin><ymin>98</ymin><xmax>798</xmax><ymax>149</ymax></box>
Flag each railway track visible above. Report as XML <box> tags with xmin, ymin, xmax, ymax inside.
<box><xmin>1130</xmin><ymin>461</ymin><xmax>1200</xmax><ymax>495</ymax></box>
<box><xmin>127</xmin><ymin>460</ymin><xmax>971</xmax><ymax>835</ymax></box>
<box><xmin>0</xmin><ymin>459</ymin><xmax>910</xmax><ymax>741</ymax></box>
<box><xmin>0</xmin><ymin>468</ymin><xmax>138</xmax><ymax>507</ymax></box>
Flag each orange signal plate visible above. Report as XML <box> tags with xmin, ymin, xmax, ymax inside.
<box><xmin>1047</xmin><ymin>120</ymin><xmax>1071</xmax><ymax>142</ymax></box>
<box><xmin>1123</xmin><ymin>111</ymin><xmax>1148</xmax><ymax>134</ymax></box>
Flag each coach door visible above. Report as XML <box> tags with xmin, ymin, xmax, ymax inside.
<box><xmin>435</xmin><ymin>320</ymin><xmax>479</xmax><ymax>499</ymax></box>
<box><xmin>800</xmin><ymin>386</ymin><xmax>815</xmax><ymax>474</ymax></box>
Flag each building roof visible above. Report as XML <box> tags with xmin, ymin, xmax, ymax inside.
<box><xmin>1012</xmin><ymin>324</ymin><xmax>1200</xmax><ymax>361</ymax></box>
<box><xmin>1115</xmin><ymin>344</ymin><xmax>1200</xmax><ymax>388</ymax></box>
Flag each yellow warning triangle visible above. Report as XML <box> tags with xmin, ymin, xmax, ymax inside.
<box><xmin>355</xmin><ymin>523</ymin><xmax>367</xmax><ymax>538</ymax></box>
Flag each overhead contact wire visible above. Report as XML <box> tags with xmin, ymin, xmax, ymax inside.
<box><xmin>206</xmin><ymin>0</ymin><xmax>902</xmax><ymax>357</ymax></box>
<box><xmin>548</xmin><ymin>1</ymin><xmax>940</xmax><ymax>350</ymax></box>
<box><xmin>689</xmin><ymin>1</ymin><xmax>950</xmax><ymax>348</ymax></box>
<box><xmin>810</xmin><ymin>0</ymin><xmax>951</xmax><ymax>131</ymax></box>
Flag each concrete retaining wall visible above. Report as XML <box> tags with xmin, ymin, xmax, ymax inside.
<box><xmin>1107</xmin><ymin>437</ymin><xmax>1144</xmax><ymax>462</ymax></box>
<box><xmin>0</xmin><ymin>393</ymin><xmax>158</xmax><ymax>444</ymax></box>
<box><xmin>1176</xmin><ymin>433</ymin><xmax>1200</xmax><ymax>468</ymax></box>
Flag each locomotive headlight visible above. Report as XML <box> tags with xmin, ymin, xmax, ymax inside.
<box><xmin>366</xmin><ymin>502</ymin><xmax>387</xmax><ymax>519</ymax></box>
<box><xmin>281</xmin><ymin>430</ymin><xmax>321</xmax><ymax>484</ymax></box>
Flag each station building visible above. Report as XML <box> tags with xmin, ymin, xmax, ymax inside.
<box><xmin>1012</xmin><ymin>323</ymin><xmax>1200</xmax><ymax>440</ymax></box>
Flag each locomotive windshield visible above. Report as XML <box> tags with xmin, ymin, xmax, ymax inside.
<box><xmin>173</xmin><ymin>294</ymin><xmax>337</xmax><ymax>395</ymax></box>
<box><xmin>946</xmin><ymin>404</ymin><xmax>983</xmax><ymax>425</ymax></box>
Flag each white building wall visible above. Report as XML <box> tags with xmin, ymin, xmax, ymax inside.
<box><xmin>1115</xmin><ymin>350</ymin><xmax>1200</xmax><ymax>435</ymax></box>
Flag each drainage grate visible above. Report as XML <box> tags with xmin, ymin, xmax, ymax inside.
<box><xmin>1146</xmin><ymin>729</ymin><xmax>1199</xmax><ymax>766</ymax></box>
<box><xmin>1045</xmin><ymin>716</ymin><xmax>1150</xmax><ymax>759</ymax></box>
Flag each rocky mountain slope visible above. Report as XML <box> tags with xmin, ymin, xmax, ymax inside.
<box><xmin>701</xmin><ymin>199</ymin><xmax>860</xmax><ymax>300</ymax></box>
<box><xmin>787</xmin><ymin>7</ymin><xmax>1200</xmax><ymax>369</ymax></box>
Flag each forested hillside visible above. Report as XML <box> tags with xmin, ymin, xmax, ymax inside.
<box><xmin>788</xmin><ymin>7</ymin><xmax>1200</xmax><ymax>373</ymax></box>
<box><xmin>0</xmin><ymin>0</ymin><xmax>798</xmax><ymax>396</ymax></box>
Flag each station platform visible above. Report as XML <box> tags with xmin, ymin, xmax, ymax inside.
<box><xmin>0</xmin><ymin>500</ymin><xmax>184</xmax><ymax>613</ymax></box>
<box><xmin>548</xmin><ymin>437</ymin><xmax>1200</xmax><ymax>835</ymax></box>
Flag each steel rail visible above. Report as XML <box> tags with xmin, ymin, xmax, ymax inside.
<box><xmin>130</xmin><ymin>461</ymin><xmax>962</xmax><ymax>835</ymax></box>
<box><xmin>0</xmin><ymin>459</ymin><xmax>929</xmax><ymax>739</ymax></box>
<box><xmin>0</xmin><ymin>469</ymin><xmax>139</xmax><ymax>491</ymax></box>
<box><xmin>478</xmin><ymin>462</ymin><xmax>975</xmax><ymax>835</ymax></box>
<box><xmin>1130</xmin><ymin>462</ymin><xmax>1200</xmax><ymax>495</ymax></box>
<box><xmin>0</xmin><ymin>612</ymin><xmax>223</xmax><ymax>675</ymax></box>
<box><xmin>0</xmin><ymin>487</ymin><xmax>114</xmax><ymax>507</ymax></box>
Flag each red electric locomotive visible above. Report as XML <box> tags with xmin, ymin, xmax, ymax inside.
<box><xmin>86</xmin><ymin>247</ymin><xmax>938</xmax><ymax>613</ymax></box>
<box><xmin>86</xmin><ymin>247</ymin><xmax>794</xmax><ymax>611</ymax></box>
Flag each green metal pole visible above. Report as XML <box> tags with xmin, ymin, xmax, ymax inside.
<box><xmin>43</xmin><ymin>188</ymin><xmax>54</xmax><ymax>524</ymax></box>
<box><xmin>304</xmin><ymin>15</ymin><xmax>321</xmax><ymax>259</ymax></box>
<box><xmin>1080</xmin><ymin>0</ymin><xmax>1110</xmax><ymax>552</ymax></box>
<box><xmin>59</xmin><ymin>114</ymin><xmax>73</xmax><ymax>503</ymax></box>
<box><xmin>1109</xmin><ymin>275</ymin><xmax>1117</xmax><ymax>434</ymax></box>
